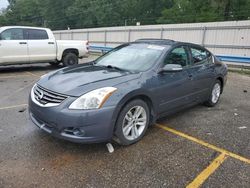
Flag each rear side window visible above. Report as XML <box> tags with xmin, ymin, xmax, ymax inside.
<box><xmin>0</xmin><ymin>28</ymin><xmax>24</xmax><ymax>40</ymax></box>
<box><xmin>191</xmin><ymin>47</ymin><xmax>211</xmax><ymax>65</ymax></box>
<box><xmin>164</xmin><ymin>47</ymin><xmax>188</xmax><ymax>67</ymax></box>
<box><xmin>27</xmin><ymin>29</ymin><xmax>49</xmax><ymax>40</ymax></box>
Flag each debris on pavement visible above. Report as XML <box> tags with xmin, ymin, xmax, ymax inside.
<box><xmin>106</xmin><ymin>143</ymin><xmax>114</xmax><ymax>153</ymax></box>
<box><xmin>18</xmin><ymin>108</ymin><xmax>26</xmax><ymax>113</ymax></box>
<box><xmin>238</xmin><ymin>126</ymin><xmax>247</xmax><ymax>130</ymax></box>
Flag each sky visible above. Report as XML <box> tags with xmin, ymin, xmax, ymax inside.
<box><xmin>0</xmin><ymin>0</ymin><xmax>9</xmax><ymax>10</ymax></box>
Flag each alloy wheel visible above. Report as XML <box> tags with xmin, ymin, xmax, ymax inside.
<box><xmin>122</xmin><ymin>106</ymin><xmax>147</xmax><ymax>141</ymax></box>
<box><xmin>211</xmin><ymin>83</ymin><xmax>221</xmax><ymax>104</ymax></box>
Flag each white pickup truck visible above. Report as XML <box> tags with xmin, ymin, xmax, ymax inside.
<box><xmin>0</xmin><ymin>26</ymin><xmax>89</xmax><ymax>66</ymax></box>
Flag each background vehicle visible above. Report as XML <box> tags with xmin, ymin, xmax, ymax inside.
<box><xmin>29</xmin><ymin>39</ymin><xmax>228</xmax><ymax>145</ymax></box>
<box><xmin>0</xmin><ymin>26</ymin><xmax>89</xmax><ymax>66</ymax></box>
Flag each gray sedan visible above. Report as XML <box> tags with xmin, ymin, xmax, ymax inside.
<box><xmin>29</xmin><ymin>39</ymin><xmax>227</xmax><ymax>145</ymax></box>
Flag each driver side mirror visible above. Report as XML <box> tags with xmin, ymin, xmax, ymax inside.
<box><xmin>158</xmin><ymin>64</ymin><xmax>183</xmax><ymax>73</ymax></box>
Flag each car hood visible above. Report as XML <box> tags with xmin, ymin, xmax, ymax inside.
<box><xmin>37</xmin><ymin>64</ymin><xmax>140</xmax><ymax>96</ymax></box>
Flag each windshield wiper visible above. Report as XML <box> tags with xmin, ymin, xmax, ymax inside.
<box><xmin>105</xmin><ymin>65</ymin><xmax>124</xmax><ymax>71</ymax></box>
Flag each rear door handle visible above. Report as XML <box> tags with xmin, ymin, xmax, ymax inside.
<box><xmin>48</xmin><ymin>42</ymin><xmax>54</xmax><ymax>44</ymax></box>
<box><xmin>19</xmin><ymin>42</ymin><xmax>27</xmax><ymax>45</ymax></box>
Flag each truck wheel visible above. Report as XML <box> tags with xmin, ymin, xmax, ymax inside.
<box><xmin>49</xmin><ymin>61</ymin><xmax>60</xmax><ymax>67</ymax></box>
<box><xmin>63</xmin><ymin>53</ymin><xmax>79</xmax><ymax>66</ymax></box>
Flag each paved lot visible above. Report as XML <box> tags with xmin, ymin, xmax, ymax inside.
<box><xmin>0</xmin><ymin>57</ymin><xmax>249</xmax><ymax>188</ymax></box>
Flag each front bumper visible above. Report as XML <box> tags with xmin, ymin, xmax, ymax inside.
<box><xmin>29</xmin><ymin>95</ymin><xmax>117</xmax><ymax>143</ymax></box>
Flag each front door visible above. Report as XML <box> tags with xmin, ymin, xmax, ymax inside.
<box><xmin>0</xmin><ymin>28</ymin><xmax>28</xmax><ymax>64</ymax></box>
<box><xmin>154</xmin><ymin>46</ymin><xmax>194</xmax><ymax>114</ymax></box>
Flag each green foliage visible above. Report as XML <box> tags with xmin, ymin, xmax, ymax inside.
<box><xmin>2</xmin><ymin>0</ymin><xmax>43</xmax><ymax>26</ymax></box>
<box><xmin>158</xmin><ymin>0</ymin><xmax>250</xmax><ymax>23</ymax></box>
<box><xmin>0</xmin><ymin>0</ymin><xmax>249</xmax><ymax>29</ymax></box>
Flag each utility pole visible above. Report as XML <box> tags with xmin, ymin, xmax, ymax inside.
<box><xmin>124</xmin><ymin>19</ymin><xmax>128</xmax><ymax>26</ymax></box>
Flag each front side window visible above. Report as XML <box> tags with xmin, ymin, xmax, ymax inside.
<box><xmin>0</xmin><ymin>28</ymin><xmax>24</xmax><ymax>40</ymax></box>
<box><xmin>164</xmin><ymin>47</ymin><xmax>188</xmax><ymax>67</ymax></box>
<box><xmin>27</xmin><ymin>29</ymin><xmax>49</xmax><ymax>40</ymax></box>
<box><xmin>191</xmin><ymin>47</ymin><xmax>210</xmax><ymax>65</ymax></box>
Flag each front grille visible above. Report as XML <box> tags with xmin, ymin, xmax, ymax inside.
<box><xmin>34</xmin><ymin>85</ymin><xmax>68</xmax><ymax>106</ymax></box>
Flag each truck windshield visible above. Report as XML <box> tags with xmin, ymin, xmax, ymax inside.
<box><xmin>95</xmin><ymin>43</ymin><xmax>168</xmax><ymax>72</ymax></box>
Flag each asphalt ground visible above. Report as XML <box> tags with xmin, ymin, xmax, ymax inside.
<box><xmin>0</xmin><ymin>56</ymin><xmax>249</xmax><ymax>188</ymax></box>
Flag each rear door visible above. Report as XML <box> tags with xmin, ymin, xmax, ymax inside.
<box><xmin>186</xmin><ymin>45</ymin><xmax>216</xmax><ymax>102</ymax></box>
<box><xmin>0</xmin><ymin>28</ymin><xmax>28</xmax><ymax>64</ymax></box>
<box><xmin>26</xmin><ymin>29</ymin><xmax>56</xmax><ymax>62</ymax></box>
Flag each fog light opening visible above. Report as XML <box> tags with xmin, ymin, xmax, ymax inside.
<box><xmin>73</xmin><ymin>128</ymin><xmax>85</xmax><ymax>137</ymax></box>
<box><xmin>64</xmin><ymin>127</ymin><xmax>86</xmax><ymax>137</ymax></box>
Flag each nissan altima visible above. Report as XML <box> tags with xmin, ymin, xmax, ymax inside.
<box><xmin>29</xmin><ymin>39</ymin><xmax>227</xmax><ymax>145</ymax></box>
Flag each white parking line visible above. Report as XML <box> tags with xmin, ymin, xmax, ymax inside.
<box><xmin>0</xmin><ymin>81</ymin><xmax>36</xmax><ymax>103</ymax></box>
<box><xmin>0</xmin><ymin>104</ymin><xmax>28</xmax><ymax>110</ymax></box>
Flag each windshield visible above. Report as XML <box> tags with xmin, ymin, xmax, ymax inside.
<box><xmin>95</xmin><ymin>43</ymin><xmax>168</xmax><ymax>72</ymax></box>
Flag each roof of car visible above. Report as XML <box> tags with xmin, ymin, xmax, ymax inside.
<box><xmin>134</xmin><ymin>38</ymin><xmax>207</xmax><ymax>49</ymax></box>
<box><xmin>135</xmin><ymin>38</ymin><xmax>177</xmax><ymax>45</ymax></box>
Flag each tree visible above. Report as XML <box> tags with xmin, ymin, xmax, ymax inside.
<box><xmin>158</xmin><ymin>0</ymin><xmax>250</xmax><ymax>24</ymax></box>
<box><xmin>40</xmin><ymin>0</ymin><xmax>75</xmax><ymax>30</ymax></box>
<box><xmin>0</xmin><ymin>0</ymin><xmax>250</xmax><ymax>29</ymax></box>
<box><xmin>2</xmin><ymin>0</ymin><xmax>43</xmax><ymax>26</ymax></box>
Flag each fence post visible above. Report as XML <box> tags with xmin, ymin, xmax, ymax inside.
<box><xmin>87</xmin><ymin>31</ymin><xmax>89</xmax><ymax>41</ymax></box>
<box><xmin>104</xmin><ymin>30</ymin><xmax>107</xmax><ymax>47</ymax></box>
<box><xmin>201</xmin><ymin>26</ymin><xmax>207</xmax><ymax>46</ymax></box>
<box><xmin>160</xmin><ymin>28</ymin><xmax>164</xmax><ymax>39</ymax></box>
<box><xmin>128</xmin><ymin>29</ymin><xmax>131</xmax><ymax>42</ymax></box>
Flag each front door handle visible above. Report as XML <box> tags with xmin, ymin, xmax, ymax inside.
<box><xmin>19</xmin><ymin>42</ymin><xmax>27</xmax><ymax>45</ymax></box>
<box><xmin>48</xmin><ymin>42</ymin><xmax>54</xmax><ymax>44</ymax></box>
<box><xmin>188</xmin><ymin>74</ymin><xmax>193</xmax><ymax>80</ymax></box>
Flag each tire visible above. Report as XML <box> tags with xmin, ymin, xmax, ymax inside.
<box><xmin>49</xmin><ymin>61</ymin><xmax>60</xmax><ymax>66</ymax></box>
<box><xmin>204</xmin><ymin>80</ymin><xmax>222</xmax><ymax>107</ymax></box>
<box><xmin>62</xmin><ymin>52</ymin><xmax>79</xmax><ymax>66</ymax></box>
<box><xmin>114</xmin><ymin>99</ymin><xmax>150</xmax><ymax>145</ymax></box>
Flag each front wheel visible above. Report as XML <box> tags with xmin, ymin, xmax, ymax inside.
<box><xmin>114</xmin><ymin>99</ymin><xmax>150</xmax><ymax>145</ymax></box>
<box><xmin>205</xmin><ymin>80</ymin><xmax>222</xmax><ymax>107</ymax></box>
<box><xmin>62</xmin><ymin>52</ymin><xmax>79</xmax><ymax>66</ymax></box>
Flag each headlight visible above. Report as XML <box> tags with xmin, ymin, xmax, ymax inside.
<box><xmin>69</xmin><ymin>87</ymin><xmax>117</xmax><ymax>110</ymax></box>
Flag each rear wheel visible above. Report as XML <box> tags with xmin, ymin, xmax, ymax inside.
<box><xmin>205</xmin><ymin>80</ymin><xmax>222</xmax><ymax>107</ymax></box>
<box><xmin>114</xmin><ymin>99</ymin><xmax>150</xmax><ymax>145</ymax></box>
<box><xmin>62</xmin><ymin>52</ymin><xmax>78</xmax><ymax>66</ymax></box>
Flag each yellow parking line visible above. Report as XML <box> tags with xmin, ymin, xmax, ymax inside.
<box><xmin>186</xmin><ymin>153</ymin><xmax>228</xmax><ymax>188</ymax></box>
<box><xmin>0</xmin><ymin>104</ymin><xmax>28</xmax><ymax>110</ymax></box>
<box><xmin>156</xmin><ymin>124</ymin><xmax>250</xmax><ymax>164</ymax></box>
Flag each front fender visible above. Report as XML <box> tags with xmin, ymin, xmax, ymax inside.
<box><xmin>107</xmin><ymin>88</ymin><xmax>158</xmax><ymax>133</ymax></box>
